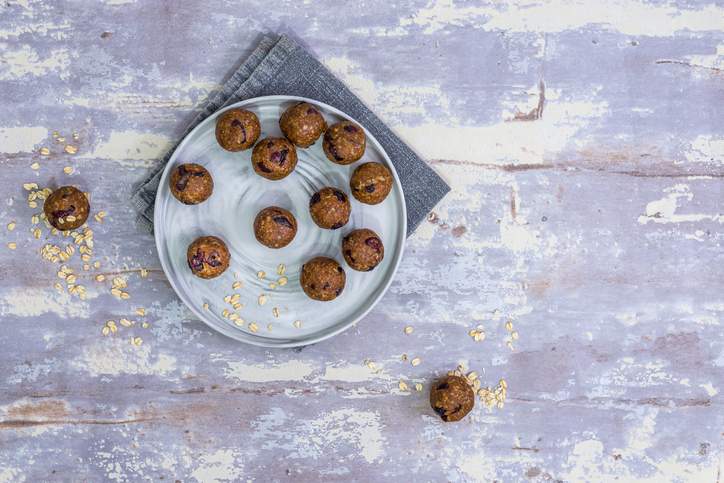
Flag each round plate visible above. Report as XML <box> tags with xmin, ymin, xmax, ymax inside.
<box><xmin>154</xmin><ymin>95</ymin><xmax>407</xmax><ymax>347</ymax></box>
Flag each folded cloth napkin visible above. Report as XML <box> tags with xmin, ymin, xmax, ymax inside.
<box><xmin>131</xmin><ymin>34</ymin><xmax>449</xmax><ymax>236</ymax></box>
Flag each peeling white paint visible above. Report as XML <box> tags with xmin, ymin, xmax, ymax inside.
<box><xmin>638</xmin><ymin>184</ymin><xmax>722</xmax><ymax>225</ymax></box>
<box><xmin>320</xmin><ymin>362</ymin><xmax>390</xmax><ymax>382</ymax></box>
<box><xmin>189</xmin><ymin>449</ymin><xmax>243</xmax><ymax>483</ymax></box>
<box><xmin>0</xmin><ymin>126</ymin><xmax>47</xmax><ymax>154</ymax></box>
<box><xmin>74</xmin><ymin>339</ymin><xmax>177</xmax><ymax>376</ymax></box>
<box><xmin>0</xmin><ymin>44</ymin><xmax>70</xmax><ymax>80</ymax></box>
<box><xmin>0</xmin><ymin>287</ymin><xmax>90</xmax><ymax>319</ymax></box>
<box><xmin>80</xmin><ymin>130</ymin><xmax>172</xmax><ymax>164</ymax></box>
<box><xmin>223</xmin><ymin>360</ymin><xmax>315</xmax><ymax>383</ymax></box>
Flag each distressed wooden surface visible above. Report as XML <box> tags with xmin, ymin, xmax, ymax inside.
<box><xmin>1</xmin><ymin>0</ymin><xmax>723</xmax><ymax>481</ymax></box>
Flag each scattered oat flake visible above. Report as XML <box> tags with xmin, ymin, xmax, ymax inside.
<box><xmin>398</xmin><ymin>380</ymin><xmax>409</xmax><ymax>391</ymax></box>
<box><xmin>93</xmin><ymin>261</ymin><xmax>101</xmax><ymax>269</ymax></box>
<box><xmin>467</xmin><ymin>371</ymin><xmax>478</xmax><ymax>381</ymax></box>
<box><xmin>7</xmin><ymin>221</ymin><xmax>15</xmax><ymax>231</ymax></box>
<box><xmin>269</xmin><ymin>282</ymin><xmax>277</xmax><ymax>290</ymax></box>
<box><xmin>203</xmin><ymin>303</ymin><xmax>209</xmax><ymax>310</ymax></box>
<box><xmin>258</xmin><ymin>294</ymin><xmax>268</xmax><ymax>306</ymax></box>
<box><xmin>415</xmin><ymin>383</ymin><xmax>423</xmax><ymax>392</ymax></box>
<box><xmin>23</xmin><ymin>183</ymin><xmax>38</xmax><ymax>191</ymax></box>
<box><xmin>31</xmin><ymin>215</ymin><xmax>39</xmax><ymax>225</ymax></box>
<box><xmin>267</xmin><ymin>323</ymin><xmax>273</xmax><ymax>332</ymax></box>
<box><xmin>365</xmin><ymin>359</ymin><xmax>377</xmax><ymax>370</ymax></box>
<box><xmin>139</xmin><ymin>268</ymin><xmax>148</xmax><ymax>278</ymax></box>
<box><xmin>276</xmin><ymin>264</ymin><xmax>285</xmax><ymax>275</ymax></box>
<box><xmin>39</xmin><ymin>148</ymin><xmax>49</xmax><ymax>156</ymax></box>
<box><xmin>64</xmin><ymin>145</ymin><xmax>78</xmax><ymax>154</ymax></box>
<box><xmin>248</xmin><ymin>322</ymin><xmax>258</xmax><ymax>333</ymax></box>
<box><xmin>135</xmin><ymin>308</ymin><xmax>145</xmax><ymax>316</ymax></box>
<box><xmin>511</xmin><ymin>330</ymin><xmax>519</xmax><ymax>340</ymax></box>
<box><xmin>505</xmin><ymin>320</ymin><xmax>514</xmax><ymax>332</ymax></box>
<box><xmin>293</xmin><ymin>320</ymin><xmax>302</xmax><ymax>329</ymax></box>
<box><xmin>222</xmin><ymin>309</ymin><xmax>230</xmax><ymax>318</ymax></box>
<box><xmin>272</xmin><ymin>307</ymin><xmax>280</xmax><ymax>318</ymax></box>
<box><xmin>33</xmin><ymin>228</ymin><xmax>41</xmax><ymax>239</ymax></box>
<box><xmin>142</xmin><ymin>322</ymin><xmax>149</xmax><ymax>329</ymax></box>
<box><xmin>120</xmin><ymin>318</ymin><xmax>133</xmax><ymax>327</ymax></box>
<box><xmin>257</xmin><ymin>271</ymin><xmax>265</xmax><ymax>279</ymax></box>
<box><xmin>30</xmin><ymin>162</ymin><xmax>40</xmax><ymax>170</ymax></box>
<box><xmin>7</xmin><ymin>242</ymin><xmax>17</xmax><ymax>250</ymax></box>
<box><xmin>232</xmin><ymin>281</ymin><xmax>242</xmax><ymax>290</ymax></box>
<box><xmin>63</xmin><ymin>166</ymin><xmax>73</xmax><ymax>174</ymax></box>
<box><xmin>28</xmin><ymin>201</ymin><xmax>38</xmax><ymax>208</ymax></box>
<box><xmin>232</xmin><ymin>302</ymin><xmax>242</xmax><ymax>310</ymax></box>
<box><xmin>132</xmin><ymin>337</ymin><xmax>143</xmax><ymax>346</ymax></box>
<box><xmin>277</xmin><ymin>276</ymin><xmax>288</xmax><ymax>286</ymax></box>
<box><xmin>404</xmin><ymin>326</ymin><xmax>414</xmax><ymax>335</ymax></box>
<box><xmin>95</xmin><ymin>274</ymin><xmax>105</xmax><ymax>282</ymax></box>
<box><xmin>411</xmin><ymin>357</ymin><xmax>421</xmax><ymax>367</ymax></box>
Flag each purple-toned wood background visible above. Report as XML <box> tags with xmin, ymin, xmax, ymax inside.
<box><xmin>0</xmin><ymin>0</ymin><xmax>722</xmax><ymax>481</ymax></box>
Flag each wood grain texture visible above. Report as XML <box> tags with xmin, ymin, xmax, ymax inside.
<box><xmin>0</xmin><ymin>0</ymin><xmax>722</xmax><ymax>481</ymax></box>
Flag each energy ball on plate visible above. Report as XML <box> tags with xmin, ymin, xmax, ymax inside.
<box><xmin>279</xmin><ymin>102</ymin><xmax>327</xmax><ymax>148</ymax></box>
<box><xmin>323</xmin><ymin>120</ymin><xmax>365</xmax><ymax>165</ymax></box>
<box><xmin>342</xmin><ymin>228</ymin><xmax>384</xmax><ymax>272</ymax></box>
<box><xmin>169</xmin><ymin>163</ymin><xmax>213</xmax><ymax>205</ymax></box>
<box><xmin>253</xmin><ymin>206</ymin><xmax>297</xmax><ymax>249</ymax></box>
<box><xmin>350</xmin><ymin>162</ymin><xmax>393</xmax><ymax>205</ymax></box>
<box><xmin>44</xmin><ymin>185</ymin><xmax>90</xmax><ymax>230</ymax></box>
<box><xmin>300</xmin><ymin>256</ymin><xmax>346</xmax><ymax>301</ymax></box>
<box><xmin>429</xmin><ymin>375</ymin><xmax>475</xmax><ymax>422</ymax></box>
<box><xmin>309</xmin><ymin>187</ymin><xmax>351</xmax><ymax>230</ymax></box>
<box><xmin>187</xmin><ymin>236</ymin><xmax>230</xmax><ymax>279</ymax></box>
<box><xmin>251</xmin><ymin>137</ymin><xmax>298</xmax><ymax>180</ymax></box>
<box><xmin>215</xmin><ymin>108</ymin><xmax>260</xmax><ymax>151</ymax></box>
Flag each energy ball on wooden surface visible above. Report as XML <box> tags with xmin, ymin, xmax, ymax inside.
<box><xmin>323</xmin><ymin>120</ymin><xmax>365</xmax><ymax>165</ymax></box>
<box><xmin>309</xmin><ymin>187</ymin><xmax>351</xmax><ymax>230</ymax></box>
<box><xmin>251</xmin><ymin>137</ymin><xmax>298</xmax><ymax>180</ymax></box>
<box><xmin>300</xmin><ymin>256</ymin><xmax>346</xmax><ymax>301</ymax></box>
<box><xmin>215</xmin><ymin>108</ymin><xmax>260</xmax><ymax>151</ymax></box>
<box><xmin>169</xmin><ymin>163</ymin><xmax>213</xmax><ymax>205</ymax></box>
<box><xmin>253</xmin><ymin>206</ymin><xmax>297</xmax><ymax>249</ymax></box>
<box><xmin>342</xmin><ymin>228</ymin><xmax>384</xmax><ymax>272</ymax></box>
<box><xmin>350</xmin><ymin>162</ymin><xmax>393</xmax><ymax>205</ymax></box>
<box><xmin>187</xmin><ymin>236</ymin><xmax>230</xmax><ymax>279</ymax></box>
<box><xmin>429</xmin><ymin>375</ymin><xmax>475</xmax><ymax>422</ymax></box>
<box><xmin>44</xmin><ymin>185</ymin><xmax>90</xmax><ymax>230</ymax></box>
<box><xmin>279</xmin><ymin>102</ymin><xmax>327</xmax><ymax>148</ymax></box>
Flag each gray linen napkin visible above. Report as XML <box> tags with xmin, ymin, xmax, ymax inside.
<box><xmin>131</xmin><ymin>34</ymin><xmax>449</xmax><ymax>236</ymax></box>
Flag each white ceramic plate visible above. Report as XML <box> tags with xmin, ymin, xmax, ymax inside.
<box><xmin>154</xmin><ymin>95</ymin><xmax>407</xmax><ymax>347</ymax></box>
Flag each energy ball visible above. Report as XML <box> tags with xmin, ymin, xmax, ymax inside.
<box><xmin>300</xmin><ymin>256</ymin><xmax>346</xmax><ymax>301</ymax></box>
<box><xmin>350</xmin><ymin>162</ymin><xmax>393</xmax><ymax>205</ymax></box>
<box><xmin>251</xmin><ymin>137</ymin><xmax>298</xmax><ymax>180</ymax></box>
<box><xmin>169</xmin><ymin>163</ymin><xmax>213</xmax><ymax>205</ymax></box>
<box><xmin>215</xmin><ymin>108</ymin><xmax>261</xmax><ymax>151</ymax></box>
<box><xmin>279</xmin><ymin>102</ymin><xmax>327</xmax><ymax>148</ymax></box>
<box><xmin>44</xmin><ymin>185</ymin><xmax>90</xmax><ymax>231</ymax></box>
<box><xmin>253</xmin><ymin>206</ymin><xmax>297</xmax><ymax>249</ymax></box>
<box><xmin>309</xmin><ymin>187</ymin><xmax>350</xmax><ymax>230</ymax></box>
<box><xmin>429</xmin><ymin>375</ymin><xmax>475</xmax><ymax>422</ymax></box>
<box><xmin>187</xmin><ymin>236</ymin><xmax>230</xmax><ymax>279</ymax></box>
<box><xmin>342</xmin><ymin>228</ymin><xmax>384</xmax><ymax>272</ymax></box>
<box><xmin>323</xmin><ymin>120</ymin><xmax>365</xmax><ymax>165</ymax></box>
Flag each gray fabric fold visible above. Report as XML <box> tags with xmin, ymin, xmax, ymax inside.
<box><xmin>131</xmin><ymin>34</ymin><xmax>449</xmax><ymax>236</ymax></box>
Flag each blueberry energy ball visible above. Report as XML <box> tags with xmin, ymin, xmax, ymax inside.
<box><xmin>350</xmin><ymin>162</ymin><xmax>393</xmax><ymax>205</ymax></box>
<box><xmin>323</xmin><ymin>121</ymin><xmax>365</xmax><ymax>165</ymax></box>
<box><xmin>342</xmin><ymin>228</ymin><xmax>384</xmax><ymax>272</ymax></box>
<box><xmin>251</xmin><ymin>137</ymin><xmax>298</xmax><ymax>180</ymax></box>
<box><xmin>429</xmin><ymin>375</ymin><xmax>475</xmax><ymax>422</ymax></box>
<box><xmin>300</xmin><ymin>256</ymin><xmax>346</xmax><ymax>301</ymax></box>
<box><xmin>215</xmin><ymin>108</ymin><xmax>261</xmax><ymax>152</ymax></box>
<box><xmin>279</xmin><ymin>102</ymin><xmax>327</xmax><ymax>148</ymax></box>
<box><xmin>309</xmin><ymin>187</ymin><xmax>351</xmax><ymax>230</ymax></box>
<box><xmin>44</xmin><ymin>185</ymin><xmax>90</xmax><ymax>230</ymax></box>
<box><xmin>169</xmin><ymin>163</ymin><xmax>213</xmax><ymax>205</ymax></box>
<box><xmin>253</xmin><ymin>206</ymin><xmax>297</xmax><ymax>249</ymax></box>
<box><xmin>187</xmin><ymin>236</ymin><xmax>230</xmax><ymax>279</ymax></box>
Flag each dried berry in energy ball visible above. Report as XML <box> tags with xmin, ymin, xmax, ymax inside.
<box><xmin>215</xmin><ymin>108</ymin><xmax>261</xmax><ymax>151</ymax></box>
<box><xmin>169</xmin><ymin>163</ymin><xmax>213</xmax><ymax>205</ymax></box>
<box><xmin>342</xmin><ymin>228</ymin><xmax>384</xmax><ymax>272</ymax></box>
<box><xmin>300</xmin><ymin>257</ymin><xmax>346</xmax><ymax>301</ymax></box>
<box><xmin>251</xmin><ymin>137</ymin><xmax>298</xmax><ymax>180</ymax></box>
<box><xmin>279</xmin><ymin>102</ymin><xmax>328</xmax><ymax>148</ymax></box>
<box><xmin>253</xmin><ymin>206</ymin><xmax>297</xmax><ymax>249</ymax></box>
<box><xmin>187</xmin><ymin>236</ymin><xmax>230</xmax><ymax>279</ymax></box>
<box><xmin>350</xmin><ymin>162</ymin><xmax>393</xmax><ymax>205</ymax></box>
<box><xmin>309</xmin><ymin>187</ymin><xmax>351</xmax><ymax>229</ymax></box>
<box><xmin>43</xmin><ymin>185</ymin><xmax>90</xmax><ymax>230</ymax></box>
<box><xmin>323</xmin><ymin>121</ymin><xmax>366</xmax><ymax>165</ymax></box>
<box><xmin>429</xmin><ymin>375</ymin><xmax>475</xmax><ymax>422</ymax></box>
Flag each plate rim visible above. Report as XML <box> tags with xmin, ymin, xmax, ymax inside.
<box><xmin>153</xmin><ymin>95</ymin><xmax>407</xmax><ymax>348</ymax></box>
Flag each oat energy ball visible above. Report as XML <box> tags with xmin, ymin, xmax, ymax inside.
<box><xmin>350</xmin><ymin>162</ymin><xmax>393</xmax><ymax>205</ymax></box>
<box><xmin>323</xmin><ymin>120</ymin><xmax>365</xmax><ymax>165</ymax></box>
<box><xmin>169</xmin><ymin>163</ymin><xmax>213</xmax><ymax>205</ymax></box>
<box><xmin>253</xmin><ymin>206</ymin><xmax>297</xmax><ymax>249</ymax></box>
<box><xmin>309</xmin><ymin>187</ymin><xmax>351</xmax><ymax>230</ymax></box>
<box><xmin>215</xmin><ymin>108</ymin><xmax>261</xmax><ymax>151</ymax></box>
<box><xmin>44</xmin><ymin>185</ymin><xmax>90</xmax><ymax>230</ymax></box>
<box><xmin>280</xmin><ymin>102</ymin><xmax>327</xmax><ymax>148</ymax></box>
<box><xmin>187</xmin><ymin>236</ymin><xmax>230</xmax><ymax>279</ymax></box>
<box><xmin>429</xmin><ymin>375</ymin><xmax>475</xmax><ymax>422</ymax></box>
<box><xmin>251</xmin><ymin>137</ymin><xmax>298</xmax><ymax>180</ymax></box>
<box><xmin>342</xmin><ymin>228</ymin><xmax>384</xmax><ymax>272</ymax></box>
<box><xmin>300</xmin><ymin>256</ymin><xmax>346</xmax><ymax>301</ymax></box>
